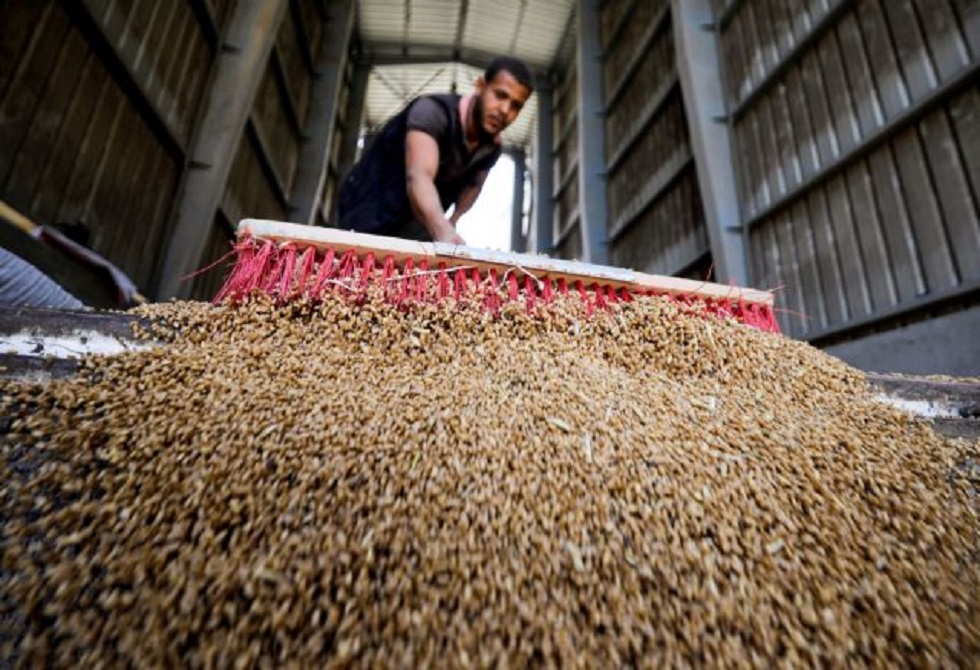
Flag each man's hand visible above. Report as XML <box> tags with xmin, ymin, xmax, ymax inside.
<box><xmin>432</xmin><ymin>221</ymin><xmax>466</xmax><ymax>246</ymax></box>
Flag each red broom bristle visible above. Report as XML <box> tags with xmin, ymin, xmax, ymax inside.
<box><xmin>308</xmin><ymin>248</ymin><xmax>336</xmax><ymax>300</ymax></box>
<box><xmin>212</xmin><ymin>237</ymin><xmax>780</xmax><ymax>333</ymax></box>
<box><xmin>294</xmin><ymin>246</ymin><xmax>316</xmax><ymax>297</ymax></box>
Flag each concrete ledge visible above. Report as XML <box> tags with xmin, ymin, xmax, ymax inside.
<box><xmin>0</xmin><ymin>305</ymin><xmax>154</xmax><ymax>381</ymax></box>
<box><xmin>868</xmin><ymin>372</ymin><xmax>980</xmax><ymax>441</ymax></box>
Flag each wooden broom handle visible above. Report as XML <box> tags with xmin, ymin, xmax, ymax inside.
<box><xmin>237</xmin><ymin>219</ymin><xmax>774</xmax><ymax>307</ymax></box>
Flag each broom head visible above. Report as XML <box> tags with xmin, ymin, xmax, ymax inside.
<box><xmin>213</xmin><ymin>219</ymin><xmax>780</xmax><ymax>333</ymax></box>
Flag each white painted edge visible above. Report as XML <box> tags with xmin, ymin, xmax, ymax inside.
<box><xmin>432</xmin><ymin>243</ymin><xmax>636</xmax><ymax>283</ymax></box>
<box><xmin>875</xmin><ymin>394</ymin><xmax>962</xmax><ymax>419</ymax></box>
<box><xmin>0</xmin><ymin>330</ymin><xmax>155</xmax><ymax>359</ymax></box>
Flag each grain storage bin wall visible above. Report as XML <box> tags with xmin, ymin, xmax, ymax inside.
<box><xmin>314</xmin><ymin>67</ymin><xmax>349</xmax><ymax>227</ymax></box>
<box><xmin>711</xmin><ymin>0</ymin><xmax>980</xmax><ymax>345</ymax></box>
<box><xmin>1</xmin><ymin>0</ymin><xmax>350</xmax><ymax>302</ymax></box>
<box><xmin>0</xmin><ymin>0</ymin><xmax>216</xmax><ymax>296</ymax></box>
<box><xmin>176</xmin><ymin>0</ymin><xmax>354</xmax><ymax>297</ymax></box>
<box><xmin>200</xmin><ymin>0</ymin><xmax>352</xmax><ymax>300</ymax></box>
<box><xmin>600</xmin><ymin>0</ymin><xmax>712</xmax><ymax>280</ymax></box>
<box><xmin>551</xmin><ymin>23</ymin><xmax>584</xmax><ymax>263</ymax></box>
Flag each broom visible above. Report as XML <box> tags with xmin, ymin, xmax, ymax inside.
<box><xmin>213</xmin><ymin>219</ymin><xmax>780</xmax><ymax>333</ymax></box>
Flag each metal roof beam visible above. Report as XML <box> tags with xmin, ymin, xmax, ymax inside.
<box><xmin>575</xmin><ymin>0</ymin><xmax>609</xmax><ymax>265</ymax></box>
<box><xmin>290</xmin><ymin>0</ymin><xmax>356</xmax><ymax>227</ymax></box>
<box><xmin>354</xmin><ymin>41</ymin><xmax>551</xmax><ymax>79</ymax></box>
<box><xmin>533</xmin><ymin>85</ymin><xmax>555</xmax><ymax>255</ymax></box>
<box><xmin>157</xmin><ymin>0</ymin><xmax>289</xmax><ymax>299</ymax></box>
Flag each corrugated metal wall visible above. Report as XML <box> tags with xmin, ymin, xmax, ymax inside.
<box><xmin>539</xmin><ymin>0</ymin><xmax>976</xmax><ymax>364</ymax></box>
<box><xmin>551</xmin><ymin>54</ymin><xmax>584</xmax><ymax>261</ymax></box>
<box><xmin>711</xmin><ymin>0</ymin><xmax>979</xmax><ymax>339</ymax></box>
<box><xmin>0</xmin><ymin>0</ymin><xmax>210</xmax><ymax>294</ymax></box>
<box><xmin>601</xmin><ymin>0</ymin><xmax>711</xmax><ymax>279</ymax></box>
<box><xmin>1</xmin><ymin>0</ymin><xmax>336</xmax><ymax>301</ymax></box>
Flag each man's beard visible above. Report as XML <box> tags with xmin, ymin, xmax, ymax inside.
<box><xmin>472</xmin><ymin>96</ymin><xmax>495</xmax><ymax>142</ymax></box>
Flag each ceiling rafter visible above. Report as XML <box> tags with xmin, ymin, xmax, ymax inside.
<box><xmin>373</xmin><ymin>64</ymin><xmax>449</xmax><ymax>128</ymax></box>
<box><xmin>453</xmin><ymin>0</ymin><xmax>469</xmax><ymax>59</ymax></box>
<box><xmin>355</xmin><ymin>41</ymin><xmax>550</xmax><ymax>79</ymax></box>
<box><xmin>402</xmin><ymin>0</ymin><xmax>411</xmax><ymax>56</ymax></box>
<box><xmin>508</xmin><ymin>0</ymin><xmax>527</xmax><ymax>56</ymax></box>
<box><xmin>452</xmin><ymin>0</ymin><xmax>470</xmax><ymax>92</ymax></box>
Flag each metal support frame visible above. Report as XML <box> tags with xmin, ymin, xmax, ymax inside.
<box><xmin>672</xmin><ymin>0</ymin><xmax>749</xmax><ymax>285</ymax></box>
<box><xmin>452</xmin><ymin>0</ymin><xmax>470</xmax><ymax>60</ymax></box>
<box><xmin>575</xmin><ymin>0</ymin><xmax>609</xmax><ymax>265</ymax></box>
<box><xmin>714</xmin><ymin>0</ymin><xmax>749</xmax><ymax>31</ymax></box>
<box><xmin>271</xmin><ymin>46</ymin><xmax>306</xmax><ymax>135</ymax></box>
<box><xmin>533</xmin><ymin>85</ymin><xmax>554</xmax><ymax>254</ymax></box>
<box><xmin>509</xmin><ymin>149</ymin><xmax>527</xmax><ymax>253</ymax></box>
<box><xmin>335</xmin><ymin>60</ymin><xmax>372</xmax><ymax>197</ymax></box>
<box><xmin>289</xmin><ymin>0</ymin><xmax>355</xmax><ymax>226</ymax></box>
<box><xmin>246</xmin><ymin>114</ymin><xmax>290</xmax><ymax>209</ymax></box>
<box><xmin>289</xmin><ymin>0</ymin><xmax>319</xmax><ymax>74</ymax></box>
<box><xmin>157</xmin><ymin>0</ymin><xmax>289</xmax><ymax>299</ymax></box>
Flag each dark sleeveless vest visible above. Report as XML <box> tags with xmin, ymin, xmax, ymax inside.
<box><xmin>337</xmin><ymin>94</ymin><xmax>500</xmax><ymax>240</ymax></box>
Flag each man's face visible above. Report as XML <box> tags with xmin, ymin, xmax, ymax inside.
<box><xmin>473</xmin><ymin>70</ymin><xmax>532</xmax><ymax>138</ymax></box>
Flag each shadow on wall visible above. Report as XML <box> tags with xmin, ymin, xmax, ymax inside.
<box><xmin>824</xmin><ymin>306</ymin><xmax>980</xmax><ymax>377</ymax></box>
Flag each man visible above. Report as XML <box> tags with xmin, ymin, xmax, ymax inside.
<box><xmin>338</xmin><ymin>57</ymin><xmax>534</xmax><ymax>245</ymax></box>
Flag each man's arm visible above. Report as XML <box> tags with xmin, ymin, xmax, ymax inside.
<box><xmin>449</xmin><ymin>170</ymin><xmax>489</xmax><ymax>226</ymax></box>
<box><xmin>405</xmin><ymin>130</ymin><xmax>466</xmax><ymax>244</ymax></box>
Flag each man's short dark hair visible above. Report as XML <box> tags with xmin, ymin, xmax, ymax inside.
<box><xmin>485</xmin><ymin>56</ymin><xmax>535</xmax><ymax>93</ymax></box>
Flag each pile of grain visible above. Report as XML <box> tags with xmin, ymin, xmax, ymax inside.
<box><xmin>1</xmin><ymin>295</ymin><xmax>977</xmax><ymax>667</ymax></box>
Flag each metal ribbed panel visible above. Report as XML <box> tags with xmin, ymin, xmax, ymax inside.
<box><xmin>719</xmin><ymin>0</ymin><xmax>980</xmax><ymax>339</ymax></box>
<box><xmin>220</xmin><ymin>0</ymin><xmax>335</xmax><ymax>244</ymax></box>
<box><xmin>82</xmin><ymin>0</ymin><xmax>212</xmax><ymax>147</ymax></box>
<box><xmin>551</xmin><ymin>19</ymin><xmax>579</xmax><ymax>254</ymax></box>
<box><xmin>600</xmin><ymin>0</ymin><xmax>710</xmax><ymax>276</ymax></box>
<box><xmin>222</xmin><ymin>129</ymin><xmax>289</xmax><ymax>229</ymax></box>
<box><xmin>362</xmin><ymin>0</ymin><xmax>573</xmax><ymax>69</ymax></box>
<box><xmin>508</xmin><ymin>0</ymin><xmax>574</xmax><ymax>66</ymax></box>
<box><xmin>0</xmin><ymin>0</ymin><xmax>336</xmax><ymax>299</ymax></box>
